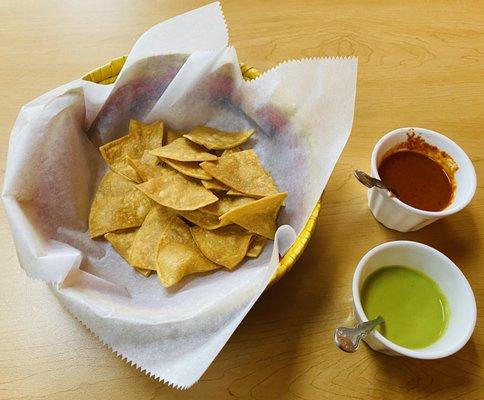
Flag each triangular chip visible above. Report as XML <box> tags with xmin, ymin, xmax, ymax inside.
<box><xmin>161</xmin><ymin>158</ymin><xmax>212</xmax><ymax>180</ymax></box>
<box><xmin>127</xmin><ymin>157</ymin><xmax>165</xmax><ymax>182</ymax></box>
<box><xmin>104</xmin><ymin>228</ymin><xmax>152</xmax><ymax>276</ymax></box>
<box><xmin>140</xmin><ymin>150</ymin><xmax>159</xmax><ymax>166</ymax></box>
<box><xmin>226</xmin><ymin>189</ymin><xmax>259</xmax><ymax>197</ymax></box>
<box><xmin>155</xmin><ymin>216</ymin><xmax>220</xmax><ymax>287</ymax></box>
<box><xmin>137</xmin><ymin>169</ymin><xmax>218</xmax><ymax>211</ymax></box>
<box><xmin>104</xmin><ymin>228</ymin><xmax>138</xmax><ymax>262</ymax></box>
<box><xmin>178</xmin><ymin>209</ymin><xmax>229</xmax><ymax>230</ymax></box>
<box><xmin>246</xmin><ymin>236</ymin><xmax>267</xmax><ymax>258</ymax></box>
<box><xmin>219</xmin><ymin>192</ymin><xmax>287</xmax><ymax>239</ymax></box>
<box><xmin>150</xmin><ymin>138</ymin><xmax>217</xmax><ymax>162</ymax></box>
<box><xmin>200</xmin><ymin>150</ymin><xmax>279</xmax><ymax>197</ymax></box>
<box><xmin>89</xmin><ymin>171</ymin><xmax>153</xmax><ymax>238</ymax></box>
<box><xmin>129</xmin><ymin>205</ymin><xmax>178</xmax><ymax>271</ymax></box>
<box><xmin>201</xmin><ymin>196</ymin><xmax>255</xmax><ymax>216</ymax></box>
<box><xmin>99</xmin><ymin>120</ymin><xmax>164</xmax><ymax>181</ymax></box>
<box><xmin>183</xmin><ymin>127</ymin><xmax>254</xmax><ymax>150</ymax></box>
<box><xmin>222</xmin><ymin>147</ymin><xmax>241</xmax><ymax>157</ymax></box>
<box><xmin>190</xmin><ymin>226</ymin><xmax>253</xmax><ymax>269</ymax></box>
<box><xmin>165</xmin><ymin>130</ymin><xmax>184</xmax><ymax>145</ymax></box>
<box><xmin>202</xmin><ymin>179</ymin><xmax>229</xmax><ymax>191</ymax></box>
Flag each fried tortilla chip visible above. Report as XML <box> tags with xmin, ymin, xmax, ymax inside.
<box><xmin>137</xmin><ymin>169</ymin><xmax>218</xmax><ymax>211</ymax></box>
<box><xmin>201</xmin><ymin>179</ymin><xmax>229</xmax><ymax>191</ymax></box>
<box><xmin>140</xmin><ymin>150</ymin><xmax>159</xmax><ymax>166</ymax></box>
<box><xmin>219</xmin><ymin>192</ymin><xmax>287</xmax><ymax>239</ymax></box>
<box><xmin>150</xmin><ymin>137</ymin><xmax>217</xmax><ymax>162</ymax></box>
<box><xmin>178</xmin><ymin>209</ymin><xmax>229</xmax><ymax>230</ymax></box>
<box><xmin>155</xmin><ymin>216</ymin><xmax>220</xmax><ymax>286</ymax></box>
<box><xmin>161</xmin><ymin>158</ymin><xmax>212</xmax><ymax>180</ymax></box>
<box><xmin>246</xmin><ymin>235</ymin><xmax>267</xmax><ymax>258</ymax></box>
<box><xmin>99</xmin><ymin>120</ymin><xmax>164</xmax><ymax>181</ymax></box>
<box><xmin>200</xmin><ymin>150</ymin><xmax>279</xmax><ymax>197</ymax></box>
<box><xmin>183</xmin><ymin>127</ymin><xmax>254</xmax><ymax>150</ymax></box>
<box><xmin>191</xmin><ymin>226</ymin><xmax>253</xmax><ymax>269</ymax></box>
<box><xmin>201</xmin><ymin>196</ymin><xmax>255</xmax><ymax>216</ymax></box>
<box><xmin>165</xmin><ymin>130</ymin><xmax>184</xmax><ymax>145</ymax></box>
<box><xmin>226</xmin><ymin>189</ymin><xmax>259</xmax><ymax>197</ymax></box>
<box><xmin>129</xmin><ymin>205</ymin><xmax>177</xmax><ymax>271</ymax></box>
<box><xmin>222</xmin><ymin>147</ymin><xmax>241</xmax><ymax>157</ymax></box>
<box><xmin>127</xmin><ymin>157</ymin><xmax>165</xmax><ymax>182</ymax></box>
<box><xmin>104</xmin><ymin>228</ymin><xmax>138</xmax><ymax>262</ymax></box>
<box><xmin>89</xmin><ymin>171</ymin><xmax>153</xmax><ymax>238</ymax></box>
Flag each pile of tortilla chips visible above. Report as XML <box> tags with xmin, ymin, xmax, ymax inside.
<box><xmin>89</xmin><ymin>120</ymin><xmax>287</xmax><ymax>287</ymax></box>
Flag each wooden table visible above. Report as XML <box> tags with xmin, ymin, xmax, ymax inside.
<box><xmin>1</xmin><ymin>1</ymin><xmax>482</xmax><ymax>399</ymax></box>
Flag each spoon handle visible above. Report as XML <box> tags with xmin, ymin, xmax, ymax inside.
<box><xmin>334</xmin><ymin>316</ymin><xmax>384</xmax><ymax>353</ymax></box>
<box><xmin>354</xmin><ymin>316</ymin><xmax>384</xmax><ymax>337</ymax></box>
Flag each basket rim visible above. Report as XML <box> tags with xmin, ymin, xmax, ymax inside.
<box><xmin>83</xmin><ymin>57</ymin><xmax>322</xmax><ymax>286</ymax></box>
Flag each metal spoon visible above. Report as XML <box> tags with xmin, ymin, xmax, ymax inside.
<box><xmin>334</xmin><ymin>316</ymin><xmax>384</xmax><ymax>353</ymax></box>
<box><xmin>353</xmin><ymin>170</ymin><xmax>396</xmax><ymax>194</ymax></box>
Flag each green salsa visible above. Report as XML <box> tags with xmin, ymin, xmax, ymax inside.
<box><xmin>361</xmin><ymin>266</ymin><xmax>449</xmax><ymax>349</ymax></box>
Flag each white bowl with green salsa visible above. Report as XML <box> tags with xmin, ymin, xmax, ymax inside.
<box><xmin>352</xmin><ymin>241</ymin><xmax>476</xmax><ymax>358</ymax></box>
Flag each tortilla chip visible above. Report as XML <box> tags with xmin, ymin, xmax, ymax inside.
<box><xmin>134</xmin><ymin>268</ymin><xmax>153</xmax><ymax>277</ymax></box>
<box><xmin>222</xmin><ymin>147</ymin><xmax>241</xmax><ymax>156</ymax></box>
<box><xmin>226</xmin><ymin>189</ymin><xmax>259</xmax><ymax>197</ymax></box>
<box><xmin>200</xmin><ymin>150</ymin><xmax>279</xmax><ymax>197</ymax></box>
<box><xmin>201</xmin><ymin>179</ymin><xmax>229</xmax><ymax>191</ymax></box>
<box><xmin>129</xmin><ymin>205</ymin><xmax>178</xmax><ymax>271</ymax></box>
<box><xmin>155</xmin><ymin>216</ymin><xmax>220</xmax><ymax>287</ymax></box>
<box><xmin>99</xmin><ymin>120</ymin><xmax>164</xmax><ymax>181</ymax></box>
<box><xmin>191</xmin><ymin>226</ymin><xmax>253</xmax><ymax>269</ymax></box>
<box><xmin>89</xmin><ymin>171</ymin><xmax>153</xmax><ymax>238</ymax></box>
<box><xmin>161</xmin><ymin>158</ymin><xmax>212</xmax><ymax>180</ymax></box>
<box><xmin>183</xmin><ymin>127</ymin><xmax>254</xmax><ymax>150</ymax></box>
<box><xmin>136</xmin><ymin>169</ymin><xmax>218</xmax><ymax>211</ymax></box>
<box><xmin>178</xmin><ymin>209</ymin><xmax>229</xmax><ymax>230</ymax></box>
<box><xmin>246</xmin><ymin>236</ymin><xmax>267</xmax><ymax>258</ymax></box>
<box><xmin>219</xmin><ymin>192</ymin><xmax>287</xmax><ymax>239</ymax></box>
<box><xmin>104</xmin><ymin>228</ymin><xmax>138</xmax><ymax>262</ymax></box>
<box><xmin>140</xmin><ymin>150</ymin><xmax>159</xmax><ymax>166</ymax></box>
<box><xmin>150</xmin><ymin>138</ymin><xmax>217</xmax><ymax>162</ymax></box>
<box><xmin>127</xmin><ymin>157</ymin><xmax>165</xmax><ymax>182</ymax></box>
<box><xmin>165</xmin><ymin>130</ymin><xmax>184</xmax><ymax>145</ymax></box>
<box><xmin>201</xmin><ymin>196</ymin><xmax>255</xmax><ymax>216</ymax></box>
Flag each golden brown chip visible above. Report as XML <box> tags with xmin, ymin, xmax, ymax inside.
<box><xmin>246</xmin><ymin>236</ymin><xmax>267</xmax><ymax>258</ymax></box>
<box><xmin>134</xmin><ymin>268</ymin><xmax>153</xmax><ymax>277</ymax></box>
<box><xmin>225</xmin><ymin>189</ymin><xmax>260</xmax><ymax>197</ymax></box>
<box><xmin>137</xmin><ymin>169</ymin><xmax>218</xmax><ymax>211</ymax></box>
<box><xmin>200</xmin><ymin>150</ymin><xmax>279</xmax><ymax>197</ymax></box>
<box><xmin>104</xmin><ymin>228</ymin><xmax>138</xmax><ymax>262</ymax></box>
<box><xmin>190</xmin><ymin>226</ymin><xmax>253</xmax><ymax>269</ymax></box>
<box><xmin>150</xmin><ymin>137</ymin><xmax>217</xmax><ymax>162</ymax></box>
<box><xmin>129</xmin><ymin>205</ymin><xmax>177</xmax><ymax>270</ymax></box>
<box><xmin>89</xmin><ymin>171</ymin><xmax>153</xmax><ymax>238</ymax></box>
<box><xmin>165</xmin><ymin>130</ymin><xmax>184</xmax><ymax>145</ymax></box>
<box><xmin>201</xmin><ymin>196</ymin><xmax>255</xmax><ymax>216</ymax></box>
<box><xmin>178</xmin><ymin>209</ymin><xmax>229</xmax><ymax>230</ymax></box>
<box><xmin>219</xmin><ymin>192</ymin><xmax>287</xmax><ymax>239</ymax></box>
<box><xmin>155</xmin><ymin>216</ymin><xmax>220</xmax><ymax>287</ymax></box>
<box><xmin>201</xmin><ymin>179</ymin><xmax>229</xmax><ymax>191</ymax></box>
<box><xmin>99</xmin><ymin>120</ymin><xmax>164</xmax><ymax>181</ymax></box>
<box><xmin>222</xmin><ymin>147</ymin><xmax>241</xmax><ymax>157</ymax></box>
<box><xmin>127</xmin><ymin>157</ymin><xmax>165</xmax><ymax>182</ymax></box>
<box><xmin>140</xmin><ymin>150</ymin><xmax>159</xmax><ymax>166</ymax></box>
<box><xmin>157</xmin><ymin>243</ymin><xmax>220</xmax><ymax>287</ymax></box>
<box><xmin>161</xmin><ymin>158</ymin><xmax>212</xmax><ymax>180</ymax></box>
<box><xmin>183</xmin><ymin>127</ymin><xmax>254</xmax><ymax>150</ymax></box>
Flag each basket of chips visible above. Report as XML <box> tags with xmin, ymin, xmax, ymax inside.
<box><xmin>82</xmin><ymin>56</ymin><xmax>321</xmax><ymax>287</ymax></box>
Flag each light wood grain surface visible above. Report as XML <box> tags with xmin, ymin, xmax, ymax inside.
<box><xmin>1</xmin><ymin>1</ymin><xmax>483</xmax><ymax>399</ymax></box>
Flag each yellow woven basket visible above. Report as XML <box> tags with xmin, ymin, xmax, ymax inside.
<box><xmin>82</xmin><ymin>56</ymin><xmax>321</xmax><ymax>285</ymax></box>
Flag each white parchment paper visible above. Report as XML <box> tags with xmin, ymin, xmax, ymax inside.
<box><xmin>2</xmin><ymin>2</ymin><xmax>357</xmax><ymax>388</ymax></box>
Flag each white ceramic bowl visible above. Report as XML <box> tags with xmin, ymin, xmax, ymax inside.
<box><xmin>368</xmin><ymin>127</ymin><xmax>477</xmax><ymax>232</ymax></box>
<box><xmin>352</xmin><ymin>241</ymin><xmax>476</xmax><ymax>359</ymax></box>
